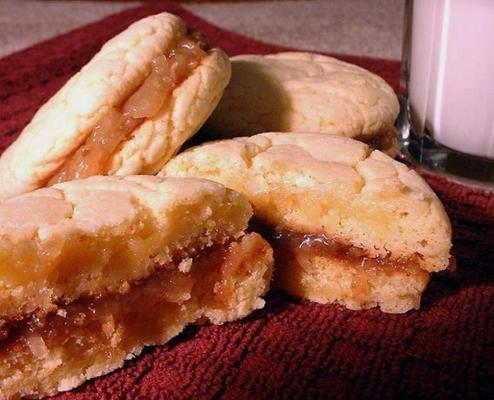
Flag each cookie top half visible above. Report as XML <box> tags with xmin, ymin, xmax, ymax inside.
<box><xmin>161</xmin><ymin>132</ymin><xmax>452</xmax><ymax>272</ymax></box>
<box><xmin>0</xmin><ymin>175</ymin><xmax>251</xmax><ymax>322</ymax></box>
<box><xmin>204</xmin><ymin>52</ymin><xmax>399</xmax><ymax>141</ymax></box>
<box><xmin>0</xmin><ymin>12</ymin><xmax>231</xmax><ymax>199</ymax></box>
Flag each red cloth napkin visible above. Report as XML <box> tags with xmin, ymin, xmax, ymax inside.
<box><xmin>0</xmin><ymin>3</ymin><xmax>492</xmax><ymax>399</ymax></box>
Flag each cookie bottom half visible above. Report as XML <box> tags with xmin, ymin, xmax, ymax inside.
<box><xmin>268</xmin><ymin>230</ymin><xmax>430</xmax><ymax>314</ymax></box>
<box><xmin>0</xmin><ymin>233</ymin><xmax>272</xmax><ymax>399</ymax></box>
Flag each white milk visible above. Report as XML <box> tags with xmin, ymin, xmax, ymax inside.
<box><xmin>408</xmin><ymin>0</ymin><xmax>494</xmax><ymax>158</ymax></box>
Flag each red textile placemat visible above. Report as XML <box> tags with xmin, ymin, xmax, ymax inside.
<box><xmin>0</xmin><ymin>3</ymin><xmax>493</xmax><ymax>399</ymax></box>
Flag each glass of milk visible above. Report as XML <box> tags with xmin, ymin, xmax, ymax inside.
<box><xmin>398</xmin><ymin>0</ymin><xmax>494</xmax><ymax>188</ymax></box>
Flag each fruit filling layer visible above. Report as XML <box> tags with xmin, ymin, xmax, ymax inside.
<box><xmin>48</xmin><ymin>30</ymin><xmax>210</xmax><ymax>185</ymax></box>
<box><xmin>265</xmin><ymin>229</ymin><xmax>426</xmax><ymax>276</ymax></box>
<box><xmin>359</xmin><ymin>128</ymin><xmax>396</xmax><ymax>154</ymax></box>
<box><xmin>0</xmin><ymin>233</ymin><xmax>269</xmax><ymax>365</ymax></box>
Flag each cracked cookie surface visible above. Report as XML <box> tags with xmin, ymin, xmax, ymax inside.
<box><xmin>0</xmin><ymin>175</ymin><xmax>251</xmax><ymax>325</ymax></box>
<box><xmin>0</xmin><ymin>176</ymin><xmax>273</xmax><ymax>399</ymax></box>
<box><xmin>203</xmin><ymin>52</ymin><xmax>399</xmax><ymax>153</ymax></box>
<box><xmin>162</xmin><ymin>132</ymin><xmax>452</xmax><ymax>312</ymax></box>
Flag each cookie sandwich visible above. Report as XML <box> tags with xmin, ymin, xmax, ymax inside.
<box><xmin>0</xmin><ymin>176</ymin><xmax>273</xmax><ymax>398</ymax></box>
<box><xmin>203</xmin><ymin>52</ymin><xmax>399</xmax><ymax>155</ymax></box>
<box><xmin>162</xmin><ymin>132</ymin><xmax>452</xmax><ymax>313</ymax></box>
<box><xmin>0</xmin><ymin>12</ymin><xmax>231</xmax><ymax>199</ymax></box>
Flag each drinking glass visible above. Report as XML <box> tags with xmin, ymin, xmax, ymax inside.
<box><xmin>398</xmin><ymin>0</ymin><xmax>494</xmax><ymax>189</ymax></box>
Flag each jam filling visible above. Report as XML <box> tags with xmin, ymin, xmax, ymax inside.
<box><xmin>48</xmin><ymin>30</ymin><xmax>210</xmax><ymax>185</ymax></box>
<box><xmin>260</xmin><ymin>228</ymin><xmax>424</xmax><ymax>275</ymax></box>
<box><xmin>0</xmin><ymin>233</ymin><xmax>269</xmax><ymax>360</ymax></box>
<box><xmin>360</xmin><ymin>128</ymin><xmax>396</xmax><ymax>153</ymax></box>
